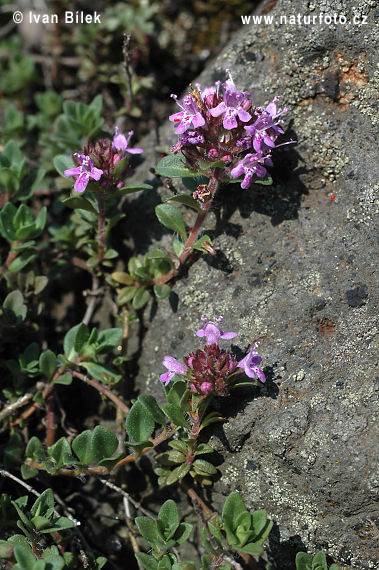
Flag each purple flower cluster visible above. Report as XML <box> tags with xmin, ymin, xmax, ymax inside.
<box><xmin>159</xmin><ymin>316</ymin><xmax>266</xmax><ymax>397</ymax></box>
<box><xmin>64</xmin><ymin>127</ymin><xmax>143</xmax><ymax>193</ymax></box>
<box><xmin>169</xmin><ymin>71</ymin><xmax>294</xmax><ymax>191</ymax></box>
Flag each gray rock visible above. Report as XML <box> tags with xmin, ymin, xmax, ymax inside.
<box><xmin>124</xmin><ymin>1</ymin><xmax>378</xmax><ymax>568</ymax></box>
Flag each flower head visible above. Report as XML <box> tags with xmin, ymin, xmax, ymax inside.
<box><xmin>196</xmin><ymin>315</ymin><xmax>237</xmax><ymax>346</ymax></box>
<box><xmin>237</xmin><ymin>342</ymin><xmax>266</xmax><ymax>383</ymax></box>
<box><xmin>159</xmin><ymin>356</ymin><xmax>188</xmax><ymax>386</ymax></box>
<box><xmin>112</xmin><ymin>127</ymin><xmax>143</xmax><ymax>155</ymax></box>
<box><xmin>184</xmin><ymin>343</ymin><xmax>237</xmax><ymax>396</ymax></box>
<box><xmin>64</xmin><ymin>153</ymin><xmax>103</xmax><ymax>193</ymax></box>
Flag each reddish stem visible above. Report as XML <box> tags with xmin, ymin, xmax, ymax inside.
<box><xmin>154</xmin><ymin>175</ymin><xmax>219</xmax><ymax>285</ymax></box>
<box><xmin>97</xmin><ymin>192</ymin><xmax>106</xmax><ymax>263</ymax></box>
<box><xmin>72</xmin><ymin>370</ymin><xmax>129</xmax><ymax>414</ymax></box>
<box><xmin>45</xmin><ymin>395</ymin><xmax>56</xmax><ymax>447</ymax></box>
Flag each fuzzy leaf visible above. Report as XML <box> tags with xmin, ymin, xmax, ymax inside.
<box><xmin>39</xmin><ymin>350</ymin><xmax>57</xmax><ymax>380</ymax></box>
<box><xmin>62</xmin><ymin>196</ymin><xmax>98</xmax><ymax>214</ymax></box>
<box><xmin>155</xmin><ymin>203</ymin><xmax>187</xmax><ymax>242</ymax></box>
<box><xmin>157</xmin><ymin>500</ymin><xmax>179</xmax><ymax>540</ymax></box>
<box><xmin>125</xmin><ymin>400</ymin><xmax>155</xmax><ymax>443</ymax></box>
<box><xmin>164</xmin><ymin>193</ymin><xmax>202</xmax><ymax>212</ymax></box>
<box><xmin>162</xmin><ymin>403</ymin><xmax>190</xmax><ymax>430</ymax></box>
<box><xmin>153</xmin><ymin>283</ymin><xmax>171</xmax><ymax>299</ymax></box>
<box><xmin>135</xmin><ymin>517</ymin><xmax>158</xmax><ymax>547</ymax></box>
<box><xmin>53</xmin><ymin>154</ymin><xmax>75</xmax><ymax>178</ymax></box>
<box><xmin>132</xmin><ymin>288</ymin><xmax>151</xmax><ymax>310</ymax></box>
<box><xmin>138</xmin><ymin>394</ymin><xmax>166</xmax><ymax>425</ymax></box>
<box><xmin>155</xmin><ymin>154</ymin><xmax>199</xmax><ymax>178</ymax></box>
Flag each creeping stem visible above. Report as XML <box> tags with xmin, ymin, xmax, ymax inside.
<box><xmin>155</xmin><ymin>173</ymin><xmax>220</xmax><ymax>285</ymax></box>
<box><xmin>97</xmin><ymin>190</ymin><xmax>106</xmax><ymax>263</ymax></box>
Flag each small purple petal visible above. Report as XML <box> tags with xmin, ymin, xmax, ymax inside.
<box><xmin>237</xmin><ymin>109</ymin><xmax>252</xmax><ymax>122</ymax></box>
<box><xmin>192</xmin><ymin>113</ymin><xmax>205</xmax><ymax>128</ymax></box>
<box><xmin>209</xmin><ymin>102</ymin><xmax>227</xmax><ymax>117</ymax></box>
<box><xmin>90</xmin><ymin>167</ymin><xmax>103</xmax><ymax>181</ymax></box>
<box><xmin>64</xmin><ymin>166</ymin><xmax>82</xmax><ymax>177</ymax></box>
<box><xmin>162</xmin><ymin>356</ymin><xmax>187</xmax><ymax>376</ymax></box>
<box><xmin>74</xmin><ymin>172</ymin><xmax>89</xmax><ymax>193</ymax></box>
<box><xmin>159</xmin><ymin>371</ymin><xmax>175</xmax><ymax>386</ymax></box>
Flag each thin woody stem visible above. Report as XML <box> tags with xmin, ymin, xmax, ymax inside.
<box><xmin>27</xmin><ymin>424</ymin><xmax>176</xmax><ymax>476</ymax></box>
<box><xmin>45</xmin><ymin>394</ymin><xmax>56</xmax><ymax>447</ymax></box>
<box><xmin>72</xmin><ymin>370</ymin><xmax>129</xmax><ymax>414</ymax></box>
<box><xmin>154</xmin><ymin>175</ymin><xmax>220</xmax><ymax>285</ymax></box>
<box><xmin>97</xmin><ymin>191</ymin><xmax>106</xmax><ymax>263</ymax></box>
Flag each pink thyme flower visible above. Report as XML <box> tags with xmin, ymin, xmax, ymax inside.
<box><xmin>196</xmin><ymin>315</ymin><xmax>237</xmax><ymax>346</ymax></box>
<box><xmin>64</xmin><ymin>153</ymin><xmax>103</xmax><ymax>193</ymax></box>
<box><xmin>209</xmin><ymin>70</ymin><xmax>251</xmax><ymax>130</ymax></box>
<box><xmin>112</xmin><ymin>127</ymin><xmax>143</xmax><ymax>154</ymax></box>
<box><xmin>244</xmin><ymin>96</ymin><xmax>289</xmax><ymax>152</ymax></box>
<box><xmin>237</xmin><ymin>342</ymin><xmax>266</xmax><ymax>383</ymax></box>
<box><xmin>169</xmin><ymin>94</ymin><xmax>206</xmax><ymax>134</ymax></box>
<box><xmin>230</xmin><ymin>152</ymin><xmax>273</xmax><ymax>189</ymax></box>
<box><xmin>159</xmin><ymin>356</ymin><xmax>188</xmax><ymax>386</ymax></box>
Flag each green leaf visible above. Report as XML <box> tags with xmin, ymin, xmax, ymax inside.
<box><xmin>235</xmin><ymin>542</ymin><xmax>263</xmax><ymax>556</ymax></box>
<box><xmin>155</xmin><ymin>154</ymin><xmax>199</xmax><ymax>178</ymax></box>
<box><xmin>39</xmin><ymin>350</ymin><xmax>57</xmax><ymax>380</ymax></box>
<box><xmin>138</xmin><ymin>394</ymin><xmax>166</xmax><ymax>425</ymax></box>
<box><xmin>155</xmin><ymin>203</ymin><xmax>187</xmax><ymax>242</ymax></box>
<box><xmin>47</xmin><ymin>437</ymin><xmax>73</xmax><ymax>467</ymax></box>
<box><xmin>135</xmin><ymin>553</ymin><xmax>158</xmax><ymax>570</ymax></box>
<box><xmin>52</xmin><ymin>372</ymin><xmax>72</xmax><ymax>385</ymax></box>
<box><xmin>164</xmin><ymin>193</ymin><xmax>202</xmax><ymax>212</ymax></box>
<box><xmin>63</xmin><ymin>323</ymin><xmax>82</xmax><ymax>360</ymax></box>
<box><xmin>114</xmin><ymin>183</ymin><xmax>153</xmax><ymax>195</ymax></box>
<box><xmin>89</xmin><ymin>94</ymin><xmax>103</xmax><ymax>114</ymax></box>
<box><xmin>8</xmin><ymin>250</ymin><xmax>37</xmax><ymax>272</ymax></box>
<box><xmin>80</xmin><ymin>362</ymin><xmax>121</xmax><ymax>384</ymax></box>
<box><xmin>21</xmin><ymin>464</ymin><xmax>38</xmax><ymax>480</ymax></box>
<box><xmin>125</xmin><ymin>400</ymin><xmax>155</xmax><ymax>443</ymax></box>
<box><xmin>167</xmin><ymin>381</ymin><xmax>190</xmax><ymax>411</ymax></box>
<box><xmin>295</xmin><ymin>552</ymin><xmax>312</xmax><ymax>570</ymax></box>
<box><xmin>132</xmin><ymin>288</ymin><xmax>151</xmax><ymax>310</ymax></box>
<box><xmin>174</xmin><ymin>522</ymin><xmax>193</xmax><ymax>545</ymax></box>
<box><xmin>0</xmin><ymin>167</ymin><xmax>20</xmax><ymax>195</ymax></box>
<box><xmin>72</xmin><ymin>430</ymin><xmax>95</xmax><ymax>464</ymax></box>
<box><xmin>92</xmin><ymin>425</ymin><xmax>118</xmax><ymax>461</ymax></box>
<box><xmin>222</xmin><ymin>492</ymin><xmax>245</xmax><ymax>544</ymax></box>
<box><xmin>194</xmin><ymin>443</ymin><xmax>214</xmax><ymax>456</ymax></box>
<box><xmin>166</xmin><ymin>464</ymin><xmax>190</xmax><ymax>485</ymax></box>
<box><xmin>312</xmin><ymin>552</ymin><xmax>328</xmax><ymax>570</ymax></box>
<box><xmin>0</xmin><ymin>202</ymin><xmax>17</xmax><ymax>241</ymax></box>
<box><xmin>62</xmin><ymin>196</ymin><xmax>98</xmax><ymax>214</ymax></box>
<box><xmin>39</xmin><ymin>517</ymin><xmax>74</xmax><ymax>534</ymax></box>
<box><xmin>73</xmin><ymin>322</ymin><xmax>89</xmax><ymax>354</ymax></box>
<box><xmin>2</xmin><ymin>290</ymin><xmax>27</xmax><ymax>325</ymax></box>
<box><xmin>53</xmin><ymin>154</ymin><xmax>75</xmax><ymax>178</ymax></box>
<box><xmin>30</xmin><ymin>489</ymin><xmax>54</xmax><ymax>518</ymax></box>
<box><xmin>96</xmin><ymin>328</ymin><xmax>123</xmax><ymax>352</ymax></box>
<box><xmin>111</xmin><ymin>271</ymin><xmax>134</xmax><ymax>285</ymax></box>
<box><xmin>192</xmin><ymin>459</ymin><xmax>217</xmax><ymax>476</ymax></box>
<box><xmin>135</xmin><ymin>517</ymin><xmax>158</xmax><ymax>547</ymax></box>
<box><xmin>16</xmin><ymin>167</ymin><xmax>46</xmax><ymax>201</ymax></box>
<box><xmin>173</xmin><ymin>238</ymin><xmax>183</xmax><ymax>257</ymax></box>
<box><xmin>117</xmin><ymin>286</ymin><xmax>138</xmax><ymax>304</ymax></box>
<box><xmin>153</xmin><ymin>283</ymin><xmax>171</xmax><ymax>299</ymax></box>
<box><xmin>13</xmin><ymin>545</ymin><xmax>36</xmax><ymax>569</ymax></box>
<box><xmin>25</xmin><ymin>436</ymin><xmax>44</xmax><ymax>460</ymax></box>
<box><xmin>157</xmin><ymin>500</ymin><xmax>179</xmax><ymax>540</ymax></box>
<box><xmin>162</xmin><ymin>403</ymin><xmax>190</xmax><ymax>430</ymax></box>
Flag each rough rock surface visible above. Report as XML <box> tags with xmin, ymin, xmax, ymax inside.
<box><xmin>122</xmin><ymin>1</ymin><xmax>378</xmax><ymax>568</ymax></box>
